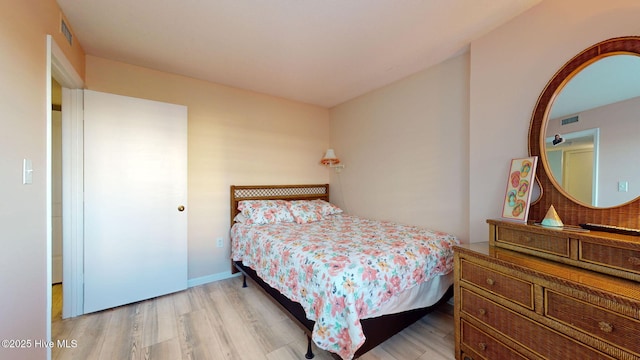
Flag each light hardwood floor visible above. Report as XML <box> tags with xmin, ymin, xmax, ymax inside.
<box><xmin>52</xmin><ymin>277</ymin><xmax>455</xmax><ymax>360</ymax></box>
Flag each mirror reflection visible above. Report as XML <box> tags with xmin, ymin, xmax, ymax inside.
<box><xmin>545</xmin><ymin>54</ymin><xmax>640</xmax><ymax>207</ymax></box>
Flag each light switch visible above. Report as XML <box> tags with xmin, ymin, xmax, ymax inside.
<box><xmin>23</xmin><ymin>159</ymin><xmax>33</xmax><ymax>185</ymax></box>
<box><xmin>618</xmin><ymin>181</ymin><xmax>628</xmax><ymax>192</ymax></box>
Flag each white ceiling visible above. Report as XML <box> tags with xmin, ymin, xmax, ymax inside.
<box><xmin>57</xmin><ymin>0</ymin><xmax>541</xmax><ymax>107</ymax></box>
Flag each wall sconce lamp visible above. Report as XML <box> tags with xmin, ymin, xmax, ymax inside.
<box><xmin>321</xmin><ymin>149</ymin><xmax>345</xmax><ymax>173</ymax></box>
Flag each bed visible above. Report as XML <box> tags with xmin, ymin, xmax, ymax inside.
<box><xmin>229</xmin><ymin>184</ymin><xmax>459</xmax><ymax>359</ymax></box>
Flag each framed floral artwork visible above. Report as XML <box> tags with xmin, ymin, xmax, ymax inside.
<box><xmin>502</xmin><ymin>156</ymin><xmax>538</xmax><ymax>222</ymax></box>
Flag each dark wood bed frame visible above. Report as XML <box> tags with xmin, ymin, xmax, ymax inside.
<box><xmin>229</xmin><ymin>184</ymin><xmax>453</xmax><ymax>359</ymax></box>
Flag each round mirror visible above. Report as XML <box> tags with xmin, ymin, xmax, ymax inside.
<box><xmin>528</xmin><ymin>36</ymin><xmax>640</xmax><ymax>227</ymax></box>
<box><xmin>544</xmin><ymin>54</ymin><xmax>640</xmax><ymax>207</ymax></box>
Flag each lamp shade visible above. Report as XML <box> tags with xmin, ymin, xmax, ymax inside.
<box><xmin>321</xmin><ymin>149</ymin><xmax>340</xmax><ymax>165</ymax></box>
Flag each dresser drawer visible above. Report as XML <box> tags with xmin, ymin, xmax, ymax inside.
<box><xmin>580</xmin><ymin>241</ymin><xmax>640</xmax><ymax>275</ymax></box>
<box><xmin>461</xmin><ymin>319</ymin><xmax>527</xmax><ymax>360</ymax></box>
<box><xmin>496</xmin><ymin>227</ymin><xmax>570</xmax><ymax>257</ymax></box>
<box><xmin>460</xmin><ymin>259</ymin><xmax>533</xmax><ymax>309</ymax></box>
<box><xmin>461</xmin><ymin>288</ymin><xmax>614</xmax><ymax>359</ymax></box>
<box><xmin>546</xmin><ymin>290</ymin><xmax>640</xmax><ymax>356</ymax></box>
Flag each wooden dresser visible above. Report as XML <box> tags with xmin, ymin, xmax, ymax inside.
<box><xmin>454</xmin><ymin>220</ymin><xmax>640</xmax><ymax>360</ymax></box>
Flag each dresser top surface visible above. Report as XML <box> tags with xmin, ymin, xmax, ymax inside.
<box><xmin>487</xmin><ymin>219</ymin><xmax>640</xmax><ymax>246</ymax></box>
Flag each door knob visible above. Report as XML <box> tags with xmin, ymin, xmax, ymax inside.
<box><xmin>178</xmin><ymin>205</ymin><xmax>185</xmax><ymax>212</ymax></box>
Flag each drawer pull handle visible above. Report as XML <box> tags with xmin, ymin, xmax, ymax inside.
<box><xmin>478</xmin><ymin>342</ymin><xmax>487</xmax><ymax>351</ymax></box>
<box><xmin>598</xmin><ymin>321</ymin><xmax>613</xmax><ymax>333</ymax></box>
<box><xmin>628</xmin><ymin>257</ymin><xmax>640</xmax><ymax>266</ymax></box>
<box><xmin>486</xmin><ymin>278</ymin><xmax>495</xmax><ymax>286</ymax></box>
<box><xmin>478</xmin><ymin>308</ymin><xmax>486</xmax><ymax>316</ymax></box>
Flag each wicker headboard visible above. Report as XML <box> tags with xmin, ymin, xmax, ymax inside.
<box><xmin>230</xmin><ymin>184</ymin><xmax>330</xmax><ymax>227</ymax></box>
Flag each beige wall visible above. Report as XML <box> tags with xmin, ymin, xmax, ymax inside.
<box><xmin>469</xmin><ymin>0</ymin><xmax>640</xmax><ymax>242</ymax></box>
<box><xmin>0</xmin><ymin>0</ymin><xmax>85</xmax><ymax>359</ymax></box>
<box><xmin>330</xmin><ymin>53</ymin><xmax>470</xmax><ymax>241</ymax></box>
<box><xmin>85</xmin><ymin>55</ymin><xmax>331</xmax><ymax>279</ymax></box>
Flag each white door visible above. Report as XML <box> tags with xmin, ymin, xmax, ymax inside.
<box><xmin>83</xmin><ymin>90</ymin><xmax>187</xmax><ymax>314</ymax></box>
<box><xmin>563</xmin><ymin>149</ymin><xmax>594</xmax><ymax>206</ymax></box>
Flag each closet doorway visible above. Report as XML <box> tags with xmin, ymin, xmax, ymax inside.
<box><xmin>51</xmin><ymin>78</ymin><xmax>63</xmax><ymax>321</ymax></box>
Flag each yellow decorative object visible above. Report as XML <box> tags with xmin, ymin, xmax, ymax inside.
<box><xmin>541</xmin><ymin>205</ymin><xmax>563</xmax><ymax>227</ymax></box>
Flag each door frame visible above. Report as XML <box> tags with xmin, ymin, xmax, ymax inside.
<box><xmin>60</xmin><ymin>87</ymin><xmax>84</xmax><ymax>318</ymax></box>
<box><xmin>47</xmin><ymin>35</ymin><xmax>84</xmax><ymax>356</ymax></box>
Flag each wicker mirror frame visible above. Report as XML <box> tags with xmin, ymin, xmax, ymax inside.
<box><xmin>528</xmin><ymin>36</ymin><xmax>640</xmax><ymax>228</ymax></box>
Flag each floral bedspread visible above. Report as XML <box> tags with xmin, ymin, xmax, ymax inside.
<box><xmin>230</xmin><ymin>214</ymin><xmax>459</xmax><ymax>359</ymax></box>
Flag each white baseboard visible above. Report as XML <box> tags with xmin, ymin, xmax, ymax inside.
<box><xmin>187</xmin><ymin>271</ymin><xmax>241</xmax><ymax>288</ymax></box>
